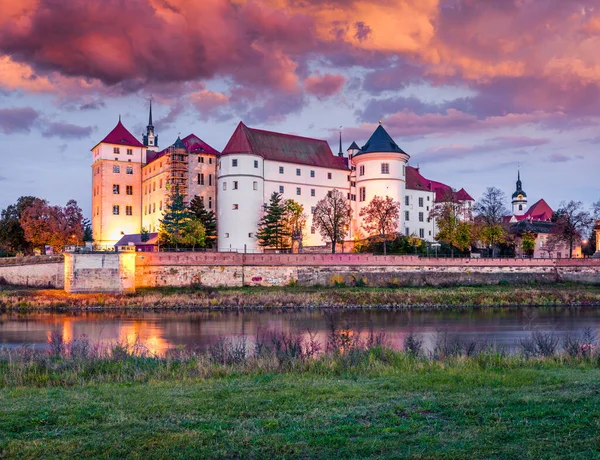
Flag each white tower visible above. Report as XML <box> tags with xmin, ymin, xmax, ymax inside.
<box><xmin>217</xmin><ymin>122</ymin><xmax>265</xmax><ymax>252</ymax></box>
<box><xmin>352</xmin><ymin>123</ymin><xmax>410</xmax><ymax>233</ymax></box>
<box><xmin>142</xmin><ymin>100</ymin><xmax>159</xmax><ymax>152</ymax></box>
<box><xmin>511</xmin><ymin>170</ymin><xmax>527</xmax><ymax>216</ymax></box>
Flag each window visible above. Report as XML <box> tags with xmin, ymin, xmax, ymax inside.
<box><xmin>127</xmin><ymin>148</ymin><xmax>133</xmax><ymax>155</ymax></box>
<box><xmin>427</xmin><ymin>196</ymin><xmax>430</xmax><ymax>201</ymax></box>
<box><xmin>96</xmin><ymin>206</ymin><xmax>99</xmax><ymax>216</ymax></box>
<box><xmin>405</xmin><ymin>211</ymin><xmax>409</xmax><ymax>221</ymax></box>
<box><xmin>296</xmin><ymin>187</ymin><xmax>301</xmax><ymax>196</ymax></box>
<box><xmin>359</xmin><ymin>165</ymin><xmax>365</xmax><ymax>176</ymax></box>
<box><xmin>248</xmin><ymin>232</ymin><xmax>253</xmax><ymax>238</ymax></box>
<box><xmin>347</xmin><ymin>175</ymin><xmax>350</xmax><ymax>181</ymax></box>
<box><xmin>253</xmin><ymin>181</ymin><xmax>258</xmax><ymax>191</ymax></box>
<box><xmin>208</xmin><ymin>197</ymin><xmax>212</xmax><ymax>209</ymax></box>
<box><xmin>381</xmin><ymin>163</ymin><xmax>390</xmax><ymax>174</ymax></box>
<box><xmin>199</xmin><ymin>156</ymin><xmax>204</xmax><ymax>163</ymax></box>
<box><xmin>327</xmin><ymin>172</ymin><xmax>332</xmax><ymax>180</ymax></box>
<box><xmin>311</xmin><ymin>206</ymin><xmax>315</xmax><ymax>214</ymax></box>
<box><xmin>254</xmin><ymin>160</ymin><xmax>258</xmax><ymax>168</ymax></box>
<box><xmin>209</xmin><ymin>175</ymin><xmax>212</xmax><ymax>186</ymax></box>
<box><xmin>359</xmin><ymin>187</ymin><xmax>366</xmax><ymax>202</ymax></box>
<box><xmin>113</xmin><ymin>165</ymin><xmax>120</xmax><ymax>173</ymax></box>
<box><xmin>152</xmin><ymin>203</ymin><xmax>156</xmax><ymax>213</ymax></box>
<box><xmin>126</xmin><ymin>167</ymin><xmax>133</xmax><ymax>175</ymax></box>
<box><xmin>233</xmin><ymin>204</ymin><xmax>239</xmax><ymax>210</ymax></box>
<box><xmin>310</xmin><ymin>170</ymin><xmax>315</xmax><ymax>178</ymax></box>
<box><xmin>418</xmin><ymin>197</ymin><xmax>424</xmax><ymax>207</ymax></box>
<box><xmin>209</xmin><ymin>158</ymin><xmax>213</xmax><ymax>164</ymax></box>
<box><xmin>419</xmin><ymin>229</ymin><xmax>424</xmax><ymax>238</ymax></box>
<box><xmin>126</xmin><ymin>206</ymin><xmax>133</xmax><ymax>216</ymax></box>
<box><xmin>351</xmin><ymin>194</ymin><xmax>356</xmax><ymax>201</ymax></box>
<box><xmin>113</xmin><ymin>184</ymin><xmax>120</xmax><ymax>194</ymax></box>
<box><xmin>296</xmin><ymin>168</ymin><xmax>301</xmax><ymax>176</ymax></box>
<box><xmin>351</xmin><ymin>181</ymin><xmax>355</xmax><ymax>187</ymax></box>
<box><xmin>311</xmin><ymin>189</ymin><xmax>315</xmax><ymax>197</ymax></box>
<box><xmin>232</xmin><ymin>159</ymin><xmax>238</xmax><ymax>167</ymax></box>
<box><xmin>144</xmin><ymin>205</ymin><xmax>147</xmax><ymax>215</ymax></box>
<box><xmin>405</xmin><ymin>228</ymin><xmax>410</xmax><ymax>236</ymax></box>
<box><xmin>403</xmin><ymin>165</ymin><xmax>406</xmax><ymax>177</ymax></box>
<box><xmin>113</xmin><ymin>147</ymin><xmax>120</xmax><ymax>154</ymax></box>
<box><xmin>126</xmin><ymin>185</ymin><xmax>133</xmax><ymax>195</ymax></box>
<box><xmin>112</xmin><ymin>205</ymin><xmax>120</xmax><ymax>215</ymax></box>
<box><xmin>159</xmin><ymin>201</ymin><xmax>162</xmax><ymax>211</ymax></box>
<box><xmin>279</xmin><ymin>186</ymin><xmax>284</xmax><ymax>193</ymax></box>
<box><xmin>519</xmin><ymin>204</ymin><xmax>523</xmax><ymax>211</ymax></box>
<box><xmin>311</xmin><ymin>226</ymin><xmax>315</xmax><ymax>234</ymax></box>
<box><xmin>233</xmin><ymin>181</ymin><xmax>238</xmax><ymax>190</ymax></box>
<box><xmin>419</xmin><ymin>212</ymin><xmax>424</xmax><ymax>222</ymax></box>
<box><xmin>279</xmin><ymin>166</ymin><xmax>284</xmax><ymax>174</ymax></box>
<box><xmin>153</xmin><ymin>182</ymin><xmax>156</xmax><ymax>191</ymax></box>
<box><xmin>199</xmin><ymin>173</ymin><xmax>204</xmax><ymax>185</ymax></box>
<box><xmin>224</xmin><ymin>233</ymin><xmax>229</xmax><ymax>238</ymax></box>
<box><xmin>405</xmin><ymin>196</ymin><xmax>409</xmax><ymax>206</ymax></box>
<box><xmin>223</xmin><ymin>182</ymin><xmax>227</xmax><ymax>191</ymax></box>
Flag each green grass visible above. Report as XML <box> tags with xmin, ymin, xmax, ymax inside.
<box><xmin>3</xmin><ymin>283</ymin><xmax>600</xmax><ymax>310</ymax></box>
<box><xmin>1</xmin><ymin>354</ymin><xmax>600</xmax><ymax>458</ymax></box>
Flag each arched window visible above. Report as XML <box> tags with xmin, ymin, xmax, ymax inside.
<box><xmin>519</xmin><ymin>204</ymin><xmax>523</xmax><ymax>211</ymax></box>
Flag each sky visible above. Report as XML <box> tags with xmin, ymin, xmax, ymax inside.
<box><xmin>1</xmin><ymin>0</ymin><xmax>599</xmax><ymax>219</ymax></box>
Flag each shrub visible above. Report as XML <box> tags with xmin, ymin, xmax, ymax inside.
<box><xmin>403</xmin><ymin>332</ymin><xmax>423</xmax><ymax>358</ymax></box>
<box><xmin>564</xmin><ymin>328</ymin><xmax>596</xmax><ymax>358</ymax></box>
<box><xmin>520</xmin><ymin>331</ymin><xmax>560</xmax><ymax>358</ymax></box>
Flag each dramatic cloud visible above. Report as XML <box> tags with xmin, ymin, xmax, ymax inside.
<box><xmin>41</xmin><ymin>122</ymin><xmax>94</xmax><ymax>139</ymax></box>
<box><xmin>303</xmin><ymin>73</ymin><xmax>345</xmax><ymax>99</ymax></box>
<box><xmin>0</xmin><ymin>107</ymin><xmax>39</xmax><ymax>134</ymax></box>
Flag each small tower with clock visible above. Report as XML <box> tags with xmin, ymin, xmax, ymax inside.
<box><xmin>511</xmin><ymin>170</ymin><xmax>527</xmax><ymax>216</ymax></box>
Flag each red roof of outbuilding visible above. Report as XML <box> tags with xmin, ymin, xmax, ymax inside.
<box><xmin>504</xmin><ymin>199</ymin><xmax>554</xmax><ymax>222</ymax></box>
<box><xmin>99</xmin><ymin>120</ymin><xmax>144</xmax><ymax>147</ymax></box>
<box><xmin>221</xmin><ymin>122</ymin><xmax>349</xmax><ymax>170</ymax></box>
<box><xmin>455</xmin><ymin>188</ymin><xmax>475</xmax><ymax>202</ymax></box>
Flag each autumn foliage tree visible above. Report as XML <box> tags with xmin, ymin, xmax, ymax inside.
<box><xmin>313</xmin><ymin>189</ymin><xmax>351</xmax><ymax>254</ymax></box>
<box><xmin>359</xmin><ymin>195</ymin><xmax>401</xmax><ymax>256</ymax></box>
<box><xmin>430</xmin><ymin>191</ymin><xmax>473</xmax><ymax>256</ymax></box>
<box><xmin>549</xmin><ymin>201</ymin><xmax>593</xmax><ymax>258</ymax></box>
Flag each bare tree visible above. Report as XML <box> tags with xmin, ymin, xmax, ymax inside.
<box><xmin>359</xmin><ymin>196</ymin><xmax>400</xmax><ymax>256</ymax></box>
<box><xmin>474</xmin><ymin>187</ymin><xmax>509</xmax><ymax>257</ymax></box>
<box><xmin>313</xmin><ymin>190</ymin><xmax>351</xmax><ymax>254</ymax></box>
<box><xmin>549</xmin><ymin>201</ymin><xmax>593</xmax><ymax>258</ymax></box>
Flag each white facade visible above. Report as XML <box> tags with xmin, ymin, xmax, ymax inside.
<box><xmin>403</xmin><ymin>189</ymin><xmax>437</xmax><ymax>240</ymax></box>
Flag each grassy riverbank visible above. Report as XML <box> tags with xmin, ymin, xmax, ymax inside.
<box><xmin>2</xmin><ymin>283</ymin><xmax>600</xmax><ymax>310</ymax></box>
<box><xmin>1</xmin><ymin>346</ymin><xmax>600</xmax><ymax>458</ymax></box>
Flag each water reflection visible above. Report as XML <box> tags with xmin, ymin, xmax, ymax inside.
<box><xmin>1</xmin><ymin>307</ymin><xmax>599</xmax><ymax>355</ymax></box>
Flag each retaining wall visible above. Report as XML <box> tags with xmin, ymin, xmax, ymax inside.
<box><xmin>0</xmin><ymin>256</ymin><xmax>64</xmax><ymax>288</ymax></box>
<box><xmin>64</xmin><ymin>253</ymin><xmax>136</xmax><ymax>294</ymax></box>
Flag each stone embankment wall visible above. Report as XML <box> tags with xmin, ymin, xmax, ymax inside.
<box><xmin>135</xmin><ymin>253</ymin><xmax>600</xmax><ymax>288</ymax></box>
<box><xmin>4</xmin><ymin>253</ymin><xmax>600</xmax><ymax>293</ymax></box>
<box><xmin>0</xmin><ymin>255</ymin><xmax>64</xmax><ymax>288</ymax></box>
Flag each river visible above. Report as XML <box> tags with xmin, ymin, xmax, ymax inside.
<box><xmin>1</xmin><ymin>307</ymin><xmax>599</xmax><ymax>355</ymax></box>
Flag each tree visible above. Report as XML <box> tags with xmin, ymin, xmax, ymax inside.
<box><xmin>159</xmin><ymin>186</ymin><xmax>194</xmax><ymax>248</ymax></box>
<box><xmin>313</xmin><ymin>189</ymin><xmax>351</xmax><ymax>254</ymax></box>
<box><xmin>282</xmin><ymin>200</ymin><xmax>307</xmax><ymax>249</ymax></box>
<box><xmin>549</xmin><ymin>201</ymin><xmax>593</xmax><ymax>258</ymax></box>
<box><xmin>82</xmin><ymin>218</ymin><xmax>93</xmax><ymax>242</ymax></box>
<box><xmin>359</xmin><ymin>195</ymin><xmax>401</xmax><ymax>256</ymax></box>
<box><xmin>180</xmin><ymin>219</ymin><xmax>206</xmax><ymax>249</ymax></box>
<box><xmin>257</xmin><ymin>192</ymin><xmax>289</xmax><ymax>249</ymax></box>
<box><xmin>0</xmin><ymin>196</ymin><xmax>38</xmax><ymax>255</ymax></box>
<box><xmin>140</xmin><ymin>227</ymin><xmax>150</xmax><ymax>243</ymax></box>
<box><xmin>189</xmin><ymin>196</ymin><xmax>217</xmax><ymax>245</ymax></box>
<box><xmin>521</xmin><ymin>231</ymin><xmax>536</xmax><ymax>258</ymax></box>
<box><xmin>474</xmin><ymin>187</ymin><xmax>509</xmax><ymax>257</ymax></box>
<box><xmin>430</xmin><ymin>191</ymin><xmax>473</xmax><ymax>256</ymax></box>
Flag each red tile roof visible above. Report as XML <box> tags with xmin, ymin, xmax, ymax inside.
<box><xmin>406</xmin><ymin>166</ymin><xmax>473</xmax><ymax>202</ymax></box>
<box><xmin>504</xmin><ymin>199</ymin><xmax>554</xmax><ymax>222</ymax></box>
<box><xmin>182</xmin><ymin>134</ymin><xmax>219</xmax><ymax>155</ymax></box>
<box><xmin>221</xmin><ymin>122</ymin><xmax>349</xmax><ymax>170</ymax></box>
<box><xmin>100</xmin><ymin>120</ymin><xmax>144</xmax><ymax>147</ymax></box>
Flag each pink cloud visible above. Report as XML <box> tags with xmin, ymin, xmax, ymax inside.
<box><xmin>303</xmin><ymin>73</ymin><xmax>345</xmax><ymax>99</ymax></box>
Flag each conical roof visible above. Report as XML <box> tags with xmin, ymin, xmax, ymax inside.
<box><xmin>172</xmin><ymin>136</ymin><xmax>186</xmax><ymax>149</ymax></box>
<box><xmin>100</xmin><ymin>119</ymin><xmax>144</xmax><ymax>147</ymax></box>
<box><xmin>347</xmin><ymin>141</ymin><xmax>360</xmax><ymax>151</ymax></box>
<box><xmin>357</xmin><ymin>125</ymin><xmax>407</xmax><ymax>155</ymax></box>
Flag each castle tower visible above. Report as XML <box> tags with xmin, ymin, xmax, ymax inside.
<box><xmin>91</xmin><ymin>118</ymin><xmax>145</xmax><ymax>248</ymax></box>
<box><xmin>511</xmin><ymin>170</ymin><xmax>527</xmax><ymax>216</ymax></box>
<box><xmin>351</xmin><ymin>123</ymin><xmax>410</xmax><ymax>234</ymax></box>
<box><xmin>142</xmin><ymin>100</ymin><xmax>159</xmax><ymax>151</ymax></box>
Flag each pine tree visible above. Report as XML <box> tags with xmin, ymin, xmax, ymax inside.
<box><xmin>189</xmin><ymin>195</ymin><xmax>217</xmax><ymax>245</ymax></box>
<box><xmin>159</xmin><ymin>186</ymin><xmax>193</xmax><ymax>248</ymax></box>
<box><xmin>257</xmin><ymin>192</ymin><xmax>289</xmax><ymax>249</ymax></box>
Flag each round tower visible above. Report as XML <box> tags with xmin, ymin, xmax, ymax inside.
<box><xmin>217</xmin><ymin>122</ymin><xmax>265</xmax><ymax>252</ymax></box>
<box><xmin>352</xmin><ymin>123</ymin><xmax>410</xmax><ymax>234</ymax></box>
<box><xmin>511</xmin><ymin>170</ymin><xmax>527</xmax><ymax>216</ymax></box>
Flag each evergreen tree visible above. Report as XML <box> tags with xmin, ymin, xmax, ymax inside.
<box><xmin>257</xmin><ymin>192</ymin><xmax>289</xmax><ymax>249</ymax></box>
<box><xmin>140</xmin><ymin>227</ymin><xmax>150</xmax><ymax>243</ymax></box>
<box><xmin>159</xmin><ymin>186</ymin><xmax>194</xmax><ymax>248</ymax></box>
<box><xmin>82</xmin><ymin>218</ymin><xmax>93</xmax><ymax>242</ymax></box>
<box><xmin>189</xmin><ymin>196</ymin><xmax>217</xmax><ymax>245</ymax></box>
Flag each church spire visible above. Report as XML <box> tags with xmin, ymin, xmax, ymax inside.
<box><xmin>148</xmin><ymin>99</ymin><xmax>153</xmax><ymax>127</ymax></box>
<box><xmin>338</xmin><ymin>129</ymin><xmax>343</xmax><ymax>157</ymax></box>
<box><xmin>142</xmin><ymin>99</ymin><xmax>158</xmax><ymax>150</ymax></box>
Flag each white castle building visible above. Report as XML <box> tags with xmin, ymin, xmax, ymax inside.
<box><xmin>91</xmin><ymin>109</ymin><xmax>474</xmax><ymax>251</ymax></box>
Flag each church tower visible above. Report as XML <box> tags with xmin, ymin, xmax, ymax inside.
<box><xmin>511</xmin><ymin>170</ymin><xmax>527</xmax><ymax>216</ymax></box>
<box><xmin>142</xmin><ymin>100</ymin><xmax>159</xmax><ymax>151</ymax></box>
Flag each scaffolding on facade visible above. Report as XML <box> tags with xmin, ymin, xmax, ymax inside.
<box><xmin>166</xmin><ymin>146</ymin><xmax>189</xmax><ymax>197</ymax></box>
